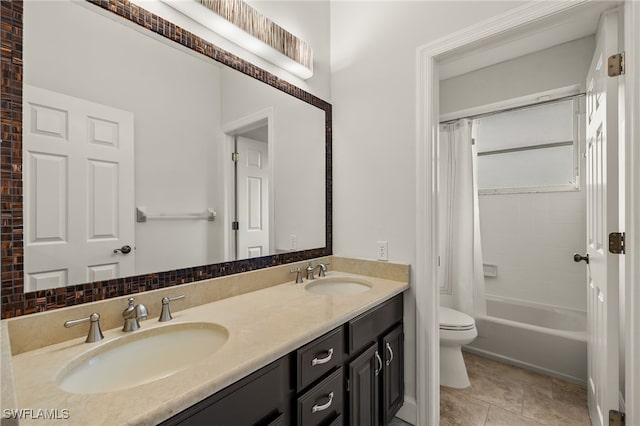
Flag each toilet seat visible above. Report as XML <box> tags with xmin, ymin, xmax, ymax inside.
<box><xmin>439</xmin><ymin>306</ymin><xmax>475</xmax><ymax>331</ymax></box>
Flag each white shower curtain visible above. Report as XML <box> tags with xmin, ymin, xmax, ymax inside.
<box><xmin>439</xmin><ymin>119</ymin><xmax>486</xmax><ymax>318</ymax></box>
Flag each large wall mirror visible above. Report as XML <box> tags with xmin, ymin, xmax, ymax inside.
<box><xmin>1</xmin><ymin>0</ymin><xmax>332</xmax><ymax>318</ymax></box>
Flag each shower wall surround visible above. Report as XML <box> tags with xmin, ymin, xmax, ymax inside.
<box><xmin>479</xmin><ymin>193</ymin><xmax>587</xmax><ymax>311</ymax></box>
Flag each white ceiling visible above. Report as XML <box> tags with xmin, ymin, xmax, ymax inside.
<box><xmin>439</xmin><ymin>1</ymin><xmax>621</xmax><ymax>81</ymax></box>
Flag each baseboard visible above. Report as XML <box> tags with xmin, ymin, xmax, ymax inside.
<box><xmin>396</xmin><ymin>395</ymin><xmax>417</xmax><ymax>425</ymax></box>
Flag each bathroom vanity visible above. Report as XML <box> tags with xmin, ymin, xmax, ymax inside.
<box><xmin>1</xmin><ymin>259</ymin><xmax>409</xmax><ymax>426</ymax></box>
<box><xmin>162</xmin><ymin>294</ymin><xmax>404</xmax><ymax>426</ymax></box>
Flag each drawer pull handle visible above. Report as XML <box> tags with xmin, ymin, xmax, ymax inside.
<box><xmin>375</xmin><ymin>350</ymin><xmax>382</xmax><ymax>376</ymax></box>
<box><xmin>312</xmin><ymin>392</ymin><xmax>334</xmax><ymax>413</ymax></box>
<box><xmin>386</xmin><ymin>342</ymin><xmax>394</xmax><ymax>366</ymax></box>
<box><xmin>311</xmin><ymin>348</ymin><xmax>334</xmax><ymax>366</ymax></box>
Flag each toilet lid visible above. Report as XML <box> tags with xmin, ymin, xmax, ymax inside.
<box><xmin>439</xmin><ymin>306</ymin><xmax>475</xmax><ymax>331</ymax></box>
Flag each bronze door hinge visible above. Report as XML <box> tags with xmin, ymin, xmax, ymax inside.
<box><xmin>608</xmin><ymin>52</ymin><xmax>625</xmax><ymax>77</ymax></box>
<box><xmin>609</xmin><ymin>232</ymin><xmax>625</xmax><ymax>254</ymax></box>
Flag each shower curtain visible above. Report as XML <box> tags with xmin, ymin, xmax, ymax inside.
<box><xmin>439</xmin><ymin>119</ymin><xmax>486</xmax><ymax>318</ymax></box>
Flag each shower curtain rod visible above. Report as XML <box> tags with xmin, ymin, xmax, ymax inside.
<box><xmin>439</xmin><ymin>92</ymin><xmax>586</xmax><ymax>125</ymax></box>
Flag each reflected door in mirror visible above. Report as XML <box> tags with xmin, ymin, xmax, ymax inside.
<box><xmin>23</xmin><ymin>85</ymin><xmax>135</xmax><ymax>291</ymax></box>
<box><xmin>236</xmin><ymin>136</ymin><xmax>270</xmax><ymax>259</ymax></box>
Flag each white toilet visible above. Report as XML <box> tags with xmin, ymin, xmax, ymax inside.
<box><xmin>439</xmin><ymin>306</ymin><xmax>478</xmax><ymax>388</ymax></box>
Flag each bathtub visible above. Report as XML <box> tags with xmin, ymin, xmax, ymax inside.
<box><xmin>465</xmin><ymin>295</ymin><xmax>587</xmax><ymax>384</ymax></box>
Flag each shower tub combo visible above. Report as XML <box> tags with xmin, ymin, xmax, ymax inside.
<box><xmin>466</xmin><ymin>295</ymin><xmax>587</xmax><ymax>384</ymax></box>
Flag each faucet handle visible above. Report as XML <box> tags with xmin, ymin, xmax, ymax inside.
<box><xmin>159</xmin><ymin>295</ymin><xmax>185</xmax><ymax>322</ymax></box>
<box><xmin>290</xmin><ymin>267</ymin><xmax>304</xmax><ymax>284</ymax></box>
<box><xmin>64</xmin><ymin>312</ymin><xmax>104</xmax><ymax>343</ymax></box>
<box><xmin>122</xmin><ymin>297</ymin><xmax>136</xmax><ymax>319</ymax></box>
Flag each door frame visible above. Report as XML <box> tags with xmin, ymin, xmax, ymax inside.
<box><xmin>221</xmin><ymin>108</ymin><xmax>275</xmax><ymax>261</ymax></box>
<box><xmin>415</xmin><ymin>1</ymin><xmax>640</xmax><ymax>424</ymax></box>
<box><xmin>623</xmin><ymin>2</ymin><xmax>640</xmax><ymax>425</ymax></box>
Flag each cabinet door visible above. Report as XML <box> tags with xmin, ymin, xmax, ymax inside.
<box><xmin>347</xmin><ymin>343</ymin><xmax>379</xmax><ymax>426</ymax></box>
<box><xmin>381</xmin><ymin>324</ymin><xmax>404</xmax><ymax>425</ymax></box>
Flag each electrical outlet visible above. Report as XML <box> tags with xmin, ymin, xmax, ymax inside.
<box><xmin>376</xmin><ymin>241</ymin><xmax>388</xmax><ymax>261</ymax></box>
<box><xmin>289</xmin><ymin>234</ymin><xmax>297</xmax><ymax>251</ymax></box>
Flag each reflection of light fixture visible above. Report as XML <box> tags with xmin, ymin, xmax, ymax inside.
<box><xmin>160</xmin><ymin>0</ymin><xmax>313</xmax><ymax>80</ymax></box>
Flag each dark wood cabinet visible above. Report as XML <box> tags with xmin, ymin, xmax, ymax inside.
<box><xmin>345</xmin><ymin>295</ymin><xmax>404</xmax><ymax>426</ymax></box>
<box><xmin>347</xmin><ymin>295</ymin><xmax>403</xmax><ymax>355</ymax></box>
<box><xmin>162</xmin><ymin>293</ymin><xmax>404</xmax><ymax>426</ymax></box>
<box><xmin>381</xmin><ymin>324</ymin><xmax>404</xmax><ymax>425</ymax></box>
<box><xmin>159</xmin><ymin>354</ymin><xmax>294</xmax><ymax>426</ymax></box>
<box><xmin>297</xmin><ymin>327</ymin><xmax>344</xmax><ymax>392</ymax></box>
<box><xmin>347</xmin><ymin>343</ymin><xmax>379</xmax><ymax>426</ymax></box>
<box><xmin>297</xmin><ymin>369</ymin><xmax>344</xmax><ymax>425</ymax></box>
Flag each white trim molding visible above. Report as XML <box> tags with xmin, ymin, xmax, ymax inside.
<box><xmin>624</xmin><ymin>1</ymin><xmax>640</xmax><ymax>424</ymax></box>
<box><xmin>415</xmin><ymin>44</ymin><xmax>439</xmax><ymax>426</ymax></box>
<box><xmin>415</xmin><ymin>1</ymin><xmax>595</xmax><ymax>424</ymax></box>
<box><xmin>220</xmin><ymin>108</ymin><xmax>275</xmax><ymax>261</ymax></box>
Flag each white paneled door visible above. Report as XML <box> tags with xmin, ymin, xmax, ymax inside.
<box><xmin>236</xmin><ymin>136</ymin><xmax>269</xmax><ymax>259</ymax></box>
<box><xmin>585</xmin><ymin>10</ymin><xmax>621</xmax><ymax>426</ymax></box>
<box><xmin>23</xmin><ymin>85</ymin><xmax>135</xmax><ymax>291</ymax></box>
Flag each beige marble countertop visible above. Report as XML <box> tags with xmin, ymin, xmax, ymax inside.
<box><xmin>6</xmin><ymin>271</ymin><xmax>408</xmax><ymax>425</ymax></box>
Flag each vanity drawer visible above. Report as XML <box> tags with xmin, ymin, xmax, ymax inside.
<box><xmin>347</xmin><ymin>294</ymin><xmax>403</xmax><ymax>354</ymax></box>
<box><xmin>161</xmin><ymin>355</ymin><xmax>292</xmax><ymax>426</ymax></box>
<box><xmin>297</xmin><ymin>368</ymin><xmax>343</xmax><ymax>426</ymax></box>
<box><xmin>297</xmin><ymin>327</ymin><xmax>343</xmax><ymax>391</ymax></box>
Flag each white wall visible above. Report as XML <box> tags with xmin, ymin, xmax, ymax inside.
<box><xmin>440</xmin><ymin>37</ymin><xmax>594</xmax><ymax>312</ymax></box>
<box><xmin>330</xmin><ymin>1</ymin><xmax>523</xmax><ymax>418</ymax></box>
<box><xmin>25</xmin><ymin>0</ymin><xmax>222</xmax><ymax>278</ymax></box>
<box><xmin>440</xmin><ymin>36</ymin><xmax>596</xmax><ymax>114</ymax></box>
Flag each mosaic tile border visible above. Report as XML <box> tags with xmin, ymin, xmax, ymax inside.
<box><xmin>0</xmin><ymin>0</ymin><xmax>332</xmax><ymax>319</ymax></box>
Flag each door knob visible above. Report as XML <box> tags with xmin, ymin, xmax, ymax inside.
<box><xmin>573</xmin><ymin>253</ymin><xmax>589</xmax><ymax>264</ymax></box>
<box><xmin>113</xmin><ymin>245</ymin><xmax>132</xmax><ymax>254</ymax></box>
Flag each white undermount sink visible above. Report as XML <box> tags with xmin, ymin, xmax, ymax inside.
<box><xmin>57</xmin><ymin>322</ymin><xmax>228</xmax><ymax>394</ymax></box>
<box><xmin>305</xmin><ymin>276</ymin><xmax>372</xmax><ymax>295</ymax></box>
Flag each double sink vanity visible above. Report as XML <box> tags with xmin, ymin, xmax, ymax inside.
<box><xmin>1</xmin><ymin>257</ymin><xmax>409</xmax><ymax>425</ymax></box>
<box><xmin>1</xmin><ymin>1</ymin><xmax>409</xmax><ymax>424</ymax></box>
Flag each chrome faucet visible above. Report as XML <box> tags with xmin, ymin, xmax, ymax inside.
<box><xmin>305</xmin><ymin>261</ymin><xmax>330</xmax><ymax>280</ymax></box>
<box><xmin>64</xmin><ymin>312</ymin><xmax>104</xmax><ymax>343</ymax></box>
<box><xmin>122</xmin><ymin>297</ymin><xmax>148</xmax><ymax>332</ymax></box>
<box><xmin>314</xmin><ymin>262</ymin><xmax>330</xmax><ymax>278</ymax></box>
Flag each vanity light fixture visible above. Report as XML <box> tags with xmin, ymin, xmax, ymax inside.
<box><xmin>160</xmin><ymin>0</ymin><xmax>313</xmax><ymax>80</ymax></box>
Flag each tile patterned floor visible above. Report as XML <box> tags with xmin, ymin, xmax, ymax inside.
<box><xmin>389</xmin><ymin>417</ymin><xmax>414</xmax><ymax>426</ymax></box>
<box><xmin>440</xmin><ymin>352</ymin><xmax>590</xmax><ymax>426</ymax></box>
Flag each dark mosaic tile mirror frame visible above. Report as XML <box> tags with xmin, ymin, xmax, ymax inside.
<box><xmin>0</xmin><ymin>0</ymin><xmax>332</xmax><ymax>319</ymax></box>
